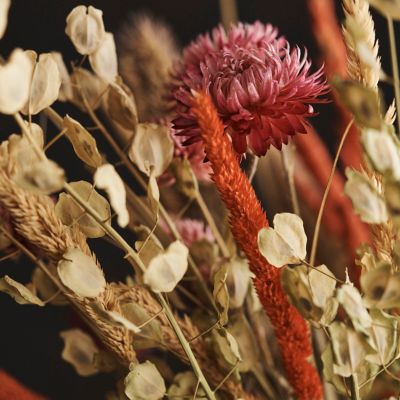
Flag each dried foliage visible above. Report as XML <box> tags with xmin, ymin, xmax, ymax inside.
<box><xmin>2</xmin><ymin>2</ymin><xmax>400</xmax><ymax>400</ymax></box>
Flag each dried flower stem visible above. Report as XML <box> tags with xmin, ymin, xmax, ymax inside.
<box><xmin>350</xmin><ymin>374</ymin><xmax>360</xmax><ymax>400</ymax></box>
<box><xmin>44</xmin><ymin>105</ymin><xmax>216</xmax><ymax>312</ymax></box>
<box><xmin>195</xmin><ymin>190</ymin><xmax>230</xmax><ymax>258</ymax></box>
<box><xmin>387</xmin><ymin>16</ymin><xmax>400</xmax><ymax>130</ymax></box>
<box><xmin>192</xmin><ymin>92</ymin><xmax>323</xmax><ymax>400</ymax></box>
<box><xmin>281</xmin><ymin>147</ymin><xmax>300</xmax><ymax>215</ymax></box>
<box><xmin>13</xmin><ymin>113</ymin><xmax>46</xmax><ymax>161</ymax></box>
<box><xmin>310</xmin><ymin>118</ymin><xmax>354</xmax><ymax>265</ymax></box>
<box><xmin>218</xmin><ymin>0</ymin><xmax>238</xmax><ymax>31</ymax></box>
<box><xmin>63</xmin><ymin>182</ymin><xmax>217</xmax><ymax>400</ymax></box>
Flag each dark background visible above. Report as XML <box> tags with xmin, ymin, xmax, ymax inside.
<box><xmin>0</xmin><ymin>1</ymin><xmax>392</xmax><ymax>399</ymax></box>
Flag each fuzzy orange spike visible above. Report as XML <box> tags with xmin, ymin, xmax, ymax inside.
<box><xmin>192</xmin><ymin>92</ymin><xmax>323</xmax><ymax>400</ymax></box>
<box><xmin>0</xmin><ymin>370</ymin><xmax>46</xmax><ymax>400</ymax></box>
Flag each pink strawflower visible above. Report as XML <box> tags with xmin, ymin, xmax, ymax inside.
<box><xmin>172</xmin><ymin>22</ymin><xmax>328</xmax><ymax>156</ymax></box>
<box><xmin>174</xmin><ymin>218</ymin><xmax>214</xmax><ymax>247</ymax></box>
<box><xmin>160</xmin><ymin>216</ymin><xmax>214</xmax><ymax>247</ymax></box>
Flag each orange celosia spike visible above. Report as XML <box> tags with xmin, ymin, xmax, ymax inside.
<box><xmin>0</xmin><ymin>370</ymin><xmax>46</xmax><ymax>400</ymax></box>
<box><xmin>307</xmin><ymin>0</ymin><xmax>364</xmax><ymax>169</ymax></box>
<box><xmin>192</xmin><ymin>92</ymin><xmax>323</xmax><ymax>400</ymax></box>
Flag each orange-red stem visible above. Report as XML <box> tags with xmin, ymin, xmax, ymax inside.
<box><xmin>192</xmin><ymin>92</ymin><xmax>323</xmax><ymax>400</ymax></box>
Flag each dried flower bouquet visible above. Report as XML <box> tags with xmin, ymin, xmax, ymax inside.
<box><xmin>1</xmin><ymin>0</ymin><xmax>400</xmax><ymax>399</ymax></box>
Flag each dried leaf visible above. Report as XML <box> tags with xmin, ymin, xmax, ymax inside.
<box><xmin>147</xmin><ymin>167</ymin><xmax>160</xmax><ymax>219</ymax></box>
<box><xmin>345</xmin><ymin>168</ymin><xmax>388</xmax><ymax>224</ymax></box>
<box><xmin>337</xmin><ymin>284</ymin><xmax>372</xmax><ymax>333</ymax></box>
<box><xmin>329</xmin><ymin>322</ymin><xmax>367</xmax><ymax>377</ymax></box>
<box><xmin>55</xmin><ymin>181</ymin><xmax>110</xmax><ymax>238</ymax></box>
<box><xmin>169</xmin><ymin>158</ymin><xmax>199</xmax><ymax>198</ymax></box>
<box><xmin>89</xmin><ymin>32</ymin><xmax>118</xmax><ymax>83</ymax></box>
<box><xmin>0</xmin><ymin>0</ymin><xmax>11</xmax><ymax>39</ymax></box>
<box><xmin>135</xmin><ymin>237</ymin><xmax>164</xmax><ymax>268</ymax></box>
<box><xmin>213</xmin><ymin>261</ymin><xmax>229</xmax><ymax>326</ymax></box>
<box><xmin>229</xmin><ymin>313</ymin><xmax>259</xmax><ymax>373</ymax></box>
<box><xmin>334</xmin><ymin>79</ymin><xmax>382</xmax><ymax>129</ymax></box>
<box><xmin>13</xmin><ymin>159</ymin><xmax>65</xmax><ymax>195</ymax></box>
<box><xmin>0</xmin><ymin>49</ymin><xmax>33</xmax><ymax>114</ymax></box>
<box><xmin>94</xmin><ymin>164</ymin><xmax>129</xmax><ymax>228</ymax></box>
<box><xmin>21</xmin><ymin>51</ymin><xmax>61</xmax><ymax>115</ymax></box>
<box><xmin>57</xmin><ymin>248</ymin><xmax>106</xmax><ymax>298</ymax></box>
<box><xmin>70</xmin><ymin>67</ymin><xmax>107</xmax><ymax>111</ymax></box>
<box><xmin>323</xmin><ymin>344</ymin><xmax>379</xmax><ymax>398</ymax></box>
<box><xmin>321</xmin><ymin>345</ymin><xmax>347</xmax><ymax>395</ymax></box>
<box><xmin>91</xmin><ymin>302</ymin><xmax>141</xmax><ymax>333</ymax></box>
<box><xmin>168</xmin><ymin>372</ymin><xmax>206</xmax><ymax>399</ymax></box>
<box><xmin>120</xmin><ymin>302</ymin><xmax>163</xmax><ymax>349</ymax></box>
<box><xmin>129</xmin><ymin>123</ymin><xmax>174</xmax><ymax>177</ymax></box>
<box><xmin>362</xmin><ymin>128</ymin><xmax>400</xmax><ymax>179</ymax></box>
<box><xmin>32</xmin><ymin>267</ymin><xmax>67</xmax><ymax>305</ymax></box>
<box><xmin>65</xmin><ymin>5</ymin><xmax>106</xmax><ymax>55</ymax></box>
<box><xmin>282</xmin><ymin>264</ymin><xmax>337</xmax><ymax>327</ymax></box>
<box><xmin>366</xmin><ymin>310</ymin><xmax>398</xmax><ymax>365</ymax></box>
<box><xmin>226</xmin><ymin>257</ymin><xmax>252</xmax><ymax>309</ymax></box>
<box><xmin>361</xmin><ymin>263</ymin><xmax>400</xmax><ymax>308</ymax></box>
<box><xmin>62</xmin><ymin>115</ymin><xmax>103</xmax><ymax>168</ymax></box>
<box><xmin>0</xmin><ymin>275</ymin><xmax>44</xmax><ymax>306</ymax></box>
<box><xmin>8</xmin><ymin>123</ymin><xmax>44</xmax><ymax>167</ymax></box>
<box><xmin>190</xmin><ymin>238</ymin><xmax>218</xmax><ymax>269</ymax></box>
<box><xmin>143</xmin><ymin>241</ymin><xmax>188</xmax><ymax>293</ymax></box>
<box><xmin>124</xmin><ymin>361</ymin><xmax>166</xmax><ymax>400</ymax></box>
<box><xmin>258</xmin><ymin>212</ymin><xmax>307</xmax><ymax>267</ymax></box>
<box><xmin>369</xmin><ymin>0</ymin><xmax>400</xmax><ymax>20</ymax></box>
<box><xmin>105</xmin><ymin>79</ymin><xmax>138</xmax><ymax>131</ymax></box>
<box><xmin>50</xmin><ymin>52</ymin><xmax>73</xmax><ymax>102</ymax></box>
<box><xmin>212</xmin><ymin>328</ymin><xmax>241</xmax><ymax>369</ymax></box>
<box><xmin>60</xmin><ymin>329</ymin><xmax>99</xmax><ymax>376</ymax></box>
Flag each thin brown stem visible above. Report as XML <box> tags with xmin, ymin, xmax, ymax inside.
<box><xmin>195</xmin><ymin>190</ymin><xmax>230</xmax><ymax>258</ymax></box>
<box><xmin>309</xmin><ymin>119</ymin><xmax>354</xmax><ymax>265</ymax></box>
<box><xmin>63</xmin><ymin>182</ymin><xmax>216</xmax><ymax>400</ymax></box>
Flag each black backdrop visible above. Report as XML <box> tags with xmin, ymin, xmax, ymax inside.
<box><xmin>0</xmin><ymin>1</ymin><xmax>390</xmax><ymax>399</ymax></box>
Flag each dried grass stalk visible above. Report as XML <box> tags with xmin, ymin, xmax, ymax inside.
<box><xmin>118</xmin><ymin>14</ymin><xmax>179</xmax><ymax>121</ymax></box>
<box><xmin>111</xmin><ymin>283</ymin><xmax>259</xmax><ymax>400</ymax></box>
<box><xmin>0</xmin><ymin>168</ymin><xmax>256</xmax><ymax>399</ymax></box>
<box><xmin>342</xmin><ymin>0</ymin><xmax>381</xmax><ymax>89</ymax></box>
<box><xmin>0</xmin><ymin>168</ymin><xmax>135</xmax><ymax>363</ymax></box>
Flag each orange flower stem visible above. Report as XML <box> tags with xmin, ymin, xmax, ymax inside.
<box><xmin>192</xmin><ymin>92</ymin><xmax>323</xmax><ymax>400</ymax></box>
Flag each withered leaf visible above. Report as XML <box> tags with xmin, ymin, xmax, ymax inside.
<box><xmin>0</xmin><ymin>275</ymin><xmax>44</xmax><ymax>306</ymax></box>
<box><xmin>129</xmin><ymin>123</ymin><xmax>173</xmax><ymax>177</ymax></box>
<box><xmin>124</xmin><ymin>361</ymin><xmax>166</xmax><ymax>400</ymax></box>
<box><xmin>55</xmin><ymin>181</ymin><xmax>111</xmax><ymax>238</ymax></box>
<box><xmin>21</xmin><ymin>51</ymin><xmax>61</xmax><ymax>115</ymax></box>
<box><xmin>60</xmin><ymin>329</ymin><xmax>99</xmax><ymax>376</ymax></box>
<box><xmin>89</xmin><ymin>32</ymin><xmax>118</xmax><ymax>83</ymax></box>
<box><xmin>94</xmin><ymin>164</ymin><xmax>129</xmax><ymax>228</ymax></box>
<box><xmin>0</xmin><ymin>49</ymin><xmax>33</xmax><ymax>114</ymax></box>
<box><xmin>57</xmin><ymin>248</ymin><xmax>106</xmax><ymax>298</ymax></box>
<box><xmin>105</xmin><ymin>79</ymin><xmax>138</xmax><ymax>131</ymax></box>
<box><xmin>62</xmin><ymin>115</ymin><xmax>103</xmax><ymax>168</ymax></box>
<box><xmin>258</xmin><ymin>212</ymin><xmax>307</xmax><ymax>267</ymax></box>
<box><xmin>143</xmin><ymin>241</ymin><xmax>188</xmax><ymax>293</ymax></box>
<box><xmin>65</xmin><ymin>5</ymin><xmax>106</xmax><ymax>55</ymax></box>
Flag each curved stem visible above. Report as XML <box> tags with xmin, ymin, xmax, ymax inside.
<box><xmin>64</xmin><ymin>182</ymin><xmax>216</xmax><ymax>400</ymax></box>
<box><xmin>44</xmin><ymin>105</ymin><xmax>216</xmax><ymax>312</ymax></box>
<box><xmin>309</xmin><ymin>119</ymin><xmax>354</xmax><ymax>265</ymax></box>
<box><xmin>350</xmin><ymin>374</ymin><xmax>360</xmax><ymax>400</ymax></box>
<box><xmin>195</xmin><ymin>190</ymin><xmax>230</xmax><ymax>258</ymax></box>
<box><xmin>387</xmin><ymin>16</ymin><xmax>400</xmax><ymax>131</ymax></box>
